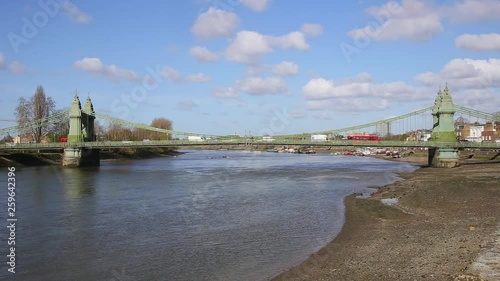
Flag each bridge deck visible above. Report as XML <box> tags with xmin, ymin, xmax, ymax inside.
<box><xmin>0</xmin><ymin>140</ymin><xmax>498</xmax><ymax>150</ymax></box>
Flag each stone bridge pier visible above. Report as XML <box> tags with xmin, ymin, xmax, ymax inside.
<box><xmin>62</xmin><ymin>94</ymin><xmax>100</xmax><ymax>167</ymax></box>
<box><xmin>62</xmin><ymin>147</ymin><xmax>100</xmax><ymax>167</ymax></box>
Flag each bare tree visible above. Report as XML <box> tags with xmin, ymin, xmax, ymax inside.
<box><xmin>106</xmin><ymin>123</ymin><xmax>133</xmax><ymax>141</ymax></box>
<box><xmin>15</xmin><ymin>86</ymin><xmax>56</xmax><ymax>143</ymax></box>
<box><xmin>454</xmin><ymin>116</ymin><xmax>469</xmax><ymax>125</ymax></box>
<box><xmin>94</xmin><ymin>120</ymin><xmax>106</xmax><ymax>141</ymax></box>
<box><xmin>150</xmin><ymin>117</ymin><xmax>173</xmax><ymax>140</ymax></box>
<box><xmin>50</xmin><ymin>109</ymin><xmax>69</xmax><ymax>142</ymax></box>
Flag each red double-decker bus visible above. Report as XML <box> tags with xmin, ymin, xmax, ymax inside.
<box><xmin>347</xmin><ymin>135</ymin><xmax>379</xmax><ymax>141</ymax></box>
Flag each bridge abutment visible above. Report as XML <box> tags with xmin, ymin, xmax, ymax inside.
<box><xmin>62</xmin><ymin>147</ymin><xmax>100</xmax><ymax>167</ymax></box>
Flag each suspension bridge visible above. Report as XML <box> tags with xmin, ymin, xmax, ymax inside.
<box><xmin>0</xmin><ymin>86</ymin><xmax>499</xmax><ymax>167</ymax></box>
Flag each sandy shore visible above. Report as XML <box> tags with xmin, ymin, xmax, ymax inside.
<box><xmin>272</xmin><ymin>159</ymin><xmax>500</xmax><ymax>281</ymax></box>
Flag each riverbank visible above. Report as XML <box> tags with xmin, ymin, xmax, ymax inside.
<box><xmin>0</xmin><ymin>147</ymin><xmax>181</xmax><ymax>167</ymax></box>
<box><xmin>272</xmin><ymin>160</ymin><xmax>500</xmax><ymax>281</ymax></box>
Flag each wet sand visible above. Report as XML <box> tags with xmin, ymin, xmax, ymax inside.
<box><xmin>272</xmin><ymin>159</ymin><xmax>500</xmax><ymax>281</ymax></box>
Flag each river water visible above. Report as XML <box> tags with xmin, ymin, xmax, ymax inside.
<box><xmin>0</xmin><ymin>150</ymin><xmax>417</xmax><ymax>281</ymax></box>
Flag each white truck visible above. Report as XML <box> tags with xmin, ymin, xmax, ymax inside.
<box><xmin>188</xmin><ymin>136</ymin><xmax>205</xmax><ymax>142</ymax></box>
<box><xmin>311</xmin><ymin>134</ymin><xmax>328</xmax><ymax>141</ymax></box>
<box><xmin>262</xmin><ymin>136</ymin><xmax>275</xmax><ymax>142</ymax></box>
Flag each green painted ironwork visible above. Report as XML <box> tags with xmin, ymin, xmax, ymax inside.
<box><xmin>431</xmin><ymin>85</ymin><xmax>457</xmax><ymax>142</ymax></box>
<box><xmin>93</xmin><ymin>112</ymin><xmax>219</xmax><ymax>138</ymax></box>
<box><xmin>455</xmin><ymin>105</ymin><xmax>500</xmax><ymax>122</ymax></box>
<box><xmin>67</xmin><ymin>94</ymin><xmax>96</xmax><ymax>143</ymax></box>
<box><xmin>0</xmin><ymin>109</ymin><xmax>69</xmax><ymax>137</ymax></box>
<box><xmin>0</xmin><ymin>139</ymin><xmax>498</xmax><ymax>150</ymax></box>
<box><xmin>273</xmin><ymin>106</ymin><xmax>434</xmax><ymax>139</ymax></box>
<box><xmin>0</xmin><ymin>89</ymin><xmax>498</xmax><ymax>150</ymax></box>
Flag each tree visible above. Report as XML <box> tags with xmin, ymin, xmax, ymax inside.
<box><xmin>15</xmin><ymin>85</ymin><xmax>55</xmax><ymax>143</ymax></box>
<box><xmin>454</xmin><ymin>116</ymin><xmax>469</xmax><ymax>125</ymax></box>
<box><xmin>105</xmin><ymin>123</ymin><xmax>133</xmax><ymax>141</ymax></box>
<box><xmin>50</xmin><ymin>120</ymin><xmax>69</xmax><ymax>142</ymax></box>
<box><xmin>150</xmin><ymin>117</ymin><xmax>173</xmax><ymax>140</ymax></box>
<box><xmin>93</xmin><ymin>120</ymin><xmax>106</xmax><ymax>141</ymax></box>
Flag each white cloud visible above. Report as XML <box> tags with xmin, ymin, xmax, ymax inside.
<box><xmin>455</xmin><ymin>33</ymin><xmax>500</xmax><ymax>51</ymax></box>
<box><xmin>191</xmin><ymin>8</ymin><xmax>240</xmax><ymax>39</ymax></box>
<box><xmin>8</xmin><ymin>61</ymin><xmax>26</xmax><ymax>75</ymax></box>
<box><xmin>451</xmin><ymin>88</ymin><xmax>500</xmax><ymax>113</ymax></box>
<box><xmin>212</xmin><ymin>87</ymin><xmax>239</xmax><ymax>98</ymax></box>
<box><xmin>235</xmin><ymin>77</ymin><xmax>287</xmax><ymax>95</ymax></box>
<box><xmin>301</xmin><ymin>59</ymin><xmax>500</xmax><ymax>113</ymax></box>
<box><xmin>415</xmin><ymin>58</ymin><xmax>500</xmax><ymax>89</ymax></box>
<box><xmin>225</xmin><ymin>30</ymin><xmax>311</xmax><ymax>65</ymax></box>
<box><xmin>300</xmin><ymin>23</ymin><xmax>323</xmax><ymax>37</ymax></box>
<box><xmin>187</xmin><ymin>73</ymin><xmax>211</xmax><ymax>83</ymax></box>
<box><xmin>240</xmin><ymin>0</ymin><xmax>270</xmax><ymax>11</ymax></box>
<box><xmin>348</xmin><ymin>0</ymin><xmax>500</xmax><ymax>42</ymax></box>
<box><xmin>160</xmin><ymin>66</ymin><xmax>182</xmax><ymax>82</ymax></box>
<box><xmin>348</xmin><ymin>0</ymin><xmax>442</xmax><ymax>41</ymax></box>
<box><xmin>0</xmin><ymin>53</ymin><xmax>5</xmax><ymax>68</ymax></box>
<box><xmin>272</xmin><ymin>61</ymin><xmax>299</xmax><ymax>76</ymax></box>
<box><xmin>189</xmin><ymin>46</ymin><xmax>218</xmax><ymax>63</ymax></box>
<box><xmin>225</xmin><ymin>31</ymin><xmax>273</xmax><ymax>64</ymax></box>
<box><xmin>61</xmin><ymin>1</ymin><xmax>92</xmax><ymax>24</ymax></box>
<box><xmin>443</xmin><ymin>0</ymin><xmax>500</xmax><ymax>23</ymax></box>
<box><xmin>413</xmin><ymin>58</ymin><xmax>500</xmax><ymax>112</ymax></box>
<box><xmin>302</xmin><ymin>75</ymin><xmax>428</xmax><ymax>102</ymax></box>
<box><xmin>73</xmin><ymin>57</ymin><xmax>139</xmax><ymax>82</ymax></box>
<box><xmin>267</xmin><ymin>31</ymin><xmax>309</xmax><ymax>50</ymax></box>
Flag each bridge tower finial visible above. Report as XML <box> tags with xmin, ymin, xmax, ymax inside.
<box><xmin>71</xmin><ymin>91</ymin><xmax>82</xmax><ymax>111</ymax></box>
<box><xmin>83</xmin><ymin>95</ymin><xmax>94</xmax><ymax>114</ymax></box>
<box><xmin>68</xmin><ymin>92</ymin><xmax>83</xmax><ymax>142</ymax></box>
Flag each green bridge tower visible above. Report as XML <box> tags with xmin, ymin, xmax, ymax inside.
<box><xmin>429</xmin><ymin>85</ymin><xmax>460</xmax><ymax>168</ymax></box>
<box><xmin>63</xmin><ymin>94</ymin><xmax>100</xmax><ymax>167</ymax></box>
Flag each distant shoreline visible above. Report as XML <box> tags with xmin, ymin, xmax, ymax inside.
<box><xmin>0</xmin><ymin>147</ymin><xmax>182</xmax><ymax>167</ymax></box>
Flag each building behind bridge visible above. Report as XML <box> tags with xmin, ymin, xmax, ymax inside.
<box><xmin>376</xmin><ymin>122</ymin><xmax>391</xmax><ymax>137</ymax></box>
<box><xmin>455</xmin><ymin>121</ymin><xmax>499</xmax><ymax>143</ymax></box>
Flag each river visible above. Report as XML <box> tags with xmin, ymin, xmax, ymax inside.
<box><xmin>0</xmin><ymin>150</ymin><xmax>417</xmax><ymax>281</ymax></box>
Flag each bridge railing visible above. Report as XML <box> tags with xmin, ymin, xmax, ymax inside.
<box><xmin>0</xmin><ymin>139</ymin><xmax>498</xmax><ymax>150</ymax></box>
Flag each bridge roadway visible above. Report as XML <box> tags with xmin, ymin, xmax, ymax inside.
<box><xmin>0</xmin><ymin>140</ymin><xmax>498</xmax><ymax>150</ymax></box>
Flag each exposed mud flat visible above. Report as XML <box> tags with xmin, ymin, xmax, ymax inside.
<box><xmin>272</xmin><ymin>162</ymin><xmax>500</xmax><ymax>281</ymax></box>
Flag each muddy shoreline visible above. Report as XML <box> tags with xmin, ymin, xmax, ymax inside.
<box><xmin>272</xmin><ymin>159</ymin><xmax>500</xmax><ymax>281</ymax></box>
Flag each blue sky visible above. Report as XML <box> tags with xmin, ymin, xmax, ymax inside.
<box><xmin>0</xmin><ymin>0</ymin><xmax>499</xmax><ymax>136</ymax></box>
